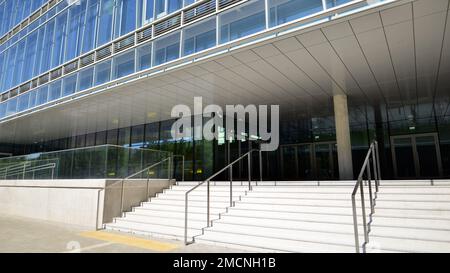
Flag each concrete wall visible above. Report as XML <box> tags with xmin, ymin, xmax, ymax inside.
<box><xmin>0</xmin><ymin>179</ymin><xmax>172</xmax><ymax>230</ymax></box>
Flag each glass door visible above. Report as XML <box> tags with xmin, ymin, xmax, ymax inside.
<box><xmin>391</xmin><ymin>133</ymin><xmax>443</xmax><ymax>178</ymax></box>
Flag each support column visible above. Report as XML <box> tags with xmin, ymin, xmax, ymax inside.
<box><xmin>333</xmin><ymin>94</ymin><xmax>353</xmax><ymax>180</ymax></box>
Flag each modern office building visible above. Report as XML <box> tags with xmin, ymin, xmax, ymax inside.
<box><xmin>0</xmin><ymin>0</ymin><xmax>450</xmax><ymax>253</ymax></box>
<box><xmin>0</xmin><ymin>0</ymin><xmax>449</xmax><ymax>181</ymax></box>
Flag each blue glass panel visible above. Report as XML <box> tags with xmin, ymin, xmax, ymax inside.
<box><xmin>115</xmin><ymin>0</ymin><xmax>137</xmax><ymax>38</ymax></box>
<box><xmin>63</xmin><ymin>74</ymin><xmax>78</xmax><ymax>96</ymax></box>
<box><xmin>33</xmin><ymin>28</ymin><xmax>45</xmax><ymax>77</ymax></box>
<box><xmin>51</xmin><ymin>11</ymin><xmax>68</xmax><ymax>67</ymax></box>
<box><xmin>168</xmin><ymin>0</ymin><xmax>182</xmax><ymax>13</ymax></box>
<box><xmin>0</xmin><ymin>103</ymin><xmax>6</xmax><ymax>119</ymax></box>
<box><xmin>12</xmin><ymin>40</ymin><xmax>26</xmax><ymax>87</ymax></box>
<box><xmin>4</xmin><ymin>46</ymin><xmax>17</xmax><ymax>90</ymax></box>
<box><xmin>183</xmin><ymin>17</ymin><xmax>216</xmax><ymax>56</ymax></box>
<box><xmin>113</xmin><ymin>50</ymin><xmax>135</xmax><ymax>79</ymax></box>
<box><xmin>6</xmin><ymin>97</ymin><xmax>17</xmax><ymax>116</ymax></box>
<box><xmin>40</xmin><ymin>19</ymin><xmax>55</xmax><ymax>74</ymax></box>
<box><xmin>18</xmin><ymin>92</ymin><xmax>30</xmax><ymax>112</ymax></box>
<box><xmin>154</xmin><ymin>31</ymin><xmax>180</xmax><ymax>66</ymax></box>
<box><xmin>49</xmin><ymin>80</ymin><xmax>62</xmax><ymax>101</ymax></box>
<box><xmin>219</xmin><ymin>0</ymin><xmax>266</xmax><ymax>44</ymax></box>
<box><xmin>65</xmin><ymin>0</ymin><xmax>87</xmax><ymax>62</ymax></box>
<box><xmin>326</xmin><ymin>0</ymin><xmax>352</xmax><ymax>8</ymax></box>
<box><xmin>78</xmin><ymin>67</ymin><xmax>94</xmax><ymax>91</ymax></box>
<box><xmin>97</xmin><ymin>0</ymin><xmax>114</xmax><ymax>46</ymax></box>
<box><xmin>155</xmin><ymin>0</ymin><xmax>165</xmax><ymax>18</ymax></box>
<box><xmin>36</xmin><ymin>86</ymin><xmax>49</xmax><ymax>105</ymax></box>
<box><xmin>28</xmin><ymin>89</ymin><xmax>37</xmax><ymax>108</ymax></box>
<box><xmin>269</xmin><ymin>0</ymin><xmax>323</xmax><ymax>27</ymax></box>
<box><xmin>184</xmin><ymin>0</ymin><xmax>195</xmax><ymax>7</ymax></box>
<box><xmin>82</xmin><ymin>0</ymin><xmax>100</xmax><ymax>53</ymax></box>
<box><xmin>145</xmin><ymin>0</ymin><xmax>155</xmax><ymax>22</ymax></box>
<box><xmin>137</xmin><ymin>43</ymin><xmax>152</xmax><ymax>70</ymax></box>
<box><xmin>22</xmin><ymin>31</ymin><xmax>38</xmax><ymax>82</ymax></box>
<box><xmin>95</xmin><ymin>59</ymin><xmax>112</xmax><ymax>85</ymax></box>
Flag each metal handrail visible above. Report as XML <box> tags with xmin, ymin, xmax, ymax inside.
<box><xmin>118</xmin><ymin>156</ymin><xmax>174</xmax><ymax>215</ymax></box>
<box><xmin>1</xmin><ymin>163</ymin><xmax>57</xmax><ymax>180</ymax></box>
<box><xmin>184</xmin><ymin>149</ymin><xmax>262</xmax><ymax>245</ymax></box>
<box><xmin>351</xmin><ymin>141</ymin><xmax>381</xmax><ymax>253</ymax></box>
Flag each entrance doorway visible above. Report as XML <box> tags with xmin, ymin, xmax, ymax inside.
<box><xmin>391</xmin><ymin>133</ymin><xmax>443</xmax><ymax>178</ymax></box>
<box><xmin>280</xmin><ymin>142</ymin><xmax>338</xmax><ymax>180</ymax></box>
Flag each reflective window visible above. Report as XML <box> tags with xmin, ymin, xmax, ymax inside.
<box><xmin>168</xmin><ymin>0</ymin><xmax>182</xmax><ymax>13</ymax></box>
<box><xmin>154</xmin><ymin>31</ymin><xmax>180</xmax><ymax>66</ymax></box>
<box><xmin>78</xmin><ymin>67</ymin><xmax>94</xmax><ymax>91</ymax></box>
<box><xmin>183</xmin><ymin>17</ymin><xmax>216</xmax><ymax>56</ymax></box>
<box><xmin>51</xmin><ymin>11</ymin><xmax>68</xmax><ymax>67</ymax></box>
<box><xmin>40</xmin><ymin>19</ymin><xmax>55</xmax><ymax>74</ymax></box>
<box><xmin>0</xmin><ymin>103</ymin><xmax>6</xmax><ymax>119</ymax></box>
<box><xmin>63</xmin><ymin>74</ymin><xmax>78</xmax><ymax>97</ymax></box>
<box><xmin>28</xmin><ymin>89</ymin><xmax>37</xmax><ymax>108</ymax></box>
<box><xmin>143</xmin><ymin>0</ymin><xmax>155</xmax><ymax>23</ymax></box>
<box><xmin>219</xmin><ymin>0</ymin><xmax>266</xmax><ymax>44</ymax></box>
<box><xmin>95</xmin><ymin>59</ymin><xmax>112</xmax><ymax>85</ymax></box>
<box><xmin>33</xmin><ymin>28</ymin><xmax>45</xmax><ymax>77</ymax></box>
<box><xmin>326</xmin><ymin>0</ymin><xmax>352</xmax><ymax>8</ymax></box>
<box><xmin>18</xmin><ymin>93</ymin><xmax>30</xmax><ymax>112</ymax></box>
<box><xmin>155</xmin><ymin>0</ymin><xmax>166</xmax><ymax>18</ymax></box>
<box><xmin>97</xmin><ymin>0</ymin><xmax>114</xmax><ymax>46</ymax></box>
<box><xmin>37</xmin><ymin>86</ymin><xmax>49</xmax><ymax>105</ymax></box>
<box><xmin>6</xmin><ymin>97</ymin><xmax>17</xmax><ymax>116</ymax></box>
<box><xmin>115</xmin><ymin>0</ymin><xmax>137</xmax><ymax>38</ymax></box>
<box><xmin>137</xmin><ymin>43</ymin><xmax>152</xmax><ymax>70</ymax></box>
<box><xmin>269</xmin><ymin>0</ymin><xmax>323</xmax><ymax>27</ymax></box>
<box><xmin>65</xmin><ymin>0</ymin><xmax>87</xmax><ymax>62</ymax></box>
<box><xmin>82</xmin><ymin>0</ymin><xmax>100</xmax><ymax>53</ymax></box>
<box><xmin>13</xmin><ymin>40</ymin><xmax>26</xmax><ymax>87</ymax></box>
<box><xmin>22</xmin><ymin>31</ymin><xmax>38</xmax><ymax>82</ymax></box>
<box><xmin>49</xmin><ymin>80</ymin><xmax>62</xmax><ymax>101</ymax></box>
<box><xmin>113</xmin><ymin>50</ymin><xmax>136</xmax><ymax>79</ymax></box>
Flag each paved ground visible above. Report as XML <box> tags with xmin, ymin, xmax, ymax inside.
<box><xmin>0</xmin><ymin>214</ymin><xmax>246</xmax><ymax>253</ymax></box>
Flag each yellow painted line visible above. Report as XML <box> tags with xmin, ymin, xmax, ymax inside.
<box><xmin>79</xmin><ymin>231</ymin><xmax>179</xmax><ymax>252</ymax></box>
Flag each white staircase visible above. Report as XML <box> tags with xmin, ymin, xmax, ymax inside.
<box><xmin>104</xmin><ymin>182</ymin><xmax>251</xmax><ymax>240</ymax></box>
<box><xmin>105</xmin><ymin>180</ymin><xmax>450</xmax><ymax>253</ymax></box>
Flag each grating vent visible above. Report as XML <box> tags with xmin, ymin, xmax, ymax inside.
<box><xmin>19</xmin><ymin>83</ymin><xmax>31</xmax><ymax>93</ymax></box>
<box><xmin>31</xmin><ymin>79</ymin><xmax>39</xmax><ymax>89</ymax></box>
<box><xmin>9</xmin><ymin>89</ymin><xmax>18</xmax><ymax>98</ymax></box>
<box><xmin>1</xmin><ymin>93</ymin><xmax>8</xmax><ymax>102</ymax></box>
<box><xmin>48</xmin><ymin>0</ymin><xmax>57</xmax><ymax>8</ymax></box>
<box><xmin>41</xmin><ymin>5</ymin><xmax>48</xmax><ymax>13</ymax></box>
<box><xmin>50</xmin><ymin>68</ymin><xmax>62</xmax><ymax>80</ymax></box>
<box><xmin>137</xmin><ymin>26</ymin><xmax>152</xmax><ymax>43</ymax></box>
<box><xmin>154</xmin><ymin>14</ymin><xmax>181</xmax><ymax>36</ymax></box>
<box><xmin>30</xmin><ymin>10</ymin><xmax>40</xmax><ymax>22</ymax></box>
<box><xmin>21</xmin><ymin>21</ymin><xmax>29</xmax><ymax>28</ymax></box>
<box><xmin>39</xmin><ymin>74</ymin><xmax>49</xmax><ymax>85</ymax></box>
<box><xmin>96</xmin><ymin>46</ymin><xmax>112</xmax><ymax>61</ymax></box>
<box><xmin>64</xmin><ymin>61</ymin><xmax>78</xmax><ymax>74</ymax></box>
<box><xmin>114</xmin><ymin>35</ymin><xmax>135</xmax><ymax>53</ymax></box>
<box><xmin>80</xmin><ymin>53</ymin><xmax>95</xmax><ymax>67</ymax></box>
<box><xmin>184</xmin><ymin>0</ymin><xmax>216</xmax><ymax>24</ymax></box>
<box><xmin>218</xmin><ymin>0</ymin><xmax>241</xmax><ymax>9</ymax></box>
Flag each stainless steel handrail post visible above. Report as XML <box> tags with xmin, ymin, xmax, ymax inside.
<box><xmin>207</xmin><ymin>180</ymin><xmax>210</xmax><ymax>227</ymax></box>
<box><xmin>184</xmin><ymin>193</ymin><xmax>189</xmax><ymax>245</ymax></box>
<box><xmin>360</xmin><ymin>178</ymin><xmax>368</xmax><ymax>252</ymax></box>
<box><xmin>367</xmin><ymin>162</ymin><xmax>374</xmax><ymax>215</ymax></box>
<box><xmin>259</xmin><ymin>150</ymin><xmax>262</xmax><ymax>185</ymax></box>
<box><xmin>351</xmin><ymin>186</ymin><xmax>360</xmax><ymax>253</ymax></box>
<box><xmin>248</xmin><ymin>153</ymin><xmax>251</xmax><ymax>191</ymax></box>
<box><xmin>120</xmin><ymin>178</ymin><xmax>125</xmax><ymax>216</ymax></box>
<box><xmin>375</xmin><ymin>141</ymin><xmax>381</xmax><ymax>184</ymax></box>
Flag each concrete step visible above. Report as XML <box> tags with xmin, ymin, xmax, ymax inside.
<box><xmin>196</xmin><ymin>232</ymin><xmax>357</xmax><ymax>253</ymax></box>
<box><xmin>129</xmin><ymin>208</ymin><xmax>218</xmax><ymax>222</ymax></box>
<box><xmin>138</xmin><ymin>203</ymin><xmax>227</xmax><ymax>214</ymax></box>
<box><xmin>119</xmin><ymin>213</ymin><xmax>207</xmax><ymax>229</ymax></box>
<box><xmin>203</xmin><ymin>222</ymin><xmax>358</xmax><ymax>248</ymax></box>
<box><xmin>105</xmin><ymin>219</ymin><xmax>201</xmax><ymax>240</ymax></box>
<box><xmin>367</xmin><ymin>235</ymin><xmax>450</xmax><ymax>253</ymax></box>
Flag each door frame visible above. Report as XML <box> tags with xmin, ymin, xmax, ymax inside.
<box><xmin>280</xmin><ymin>141</ymin><xmax>337</xmax><ymax>179</ymax></box>
<box><xmin>390</xmin><ymin>133</ymin><xmax>443</xmax><ymax>178</ymax></box>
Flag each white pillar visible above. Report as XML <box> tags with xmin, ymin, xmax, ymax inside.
<box><xmin>333</xmin><ymin>94</ymin><xmax>353</xmax><ymax>180</ymax></box>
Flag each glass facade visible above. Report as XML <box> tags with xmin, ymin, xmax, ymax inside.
<box><xmin>0</xmin><ymin>0</ymin><xmax>353</xmax><ymax>120</ymax></box>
